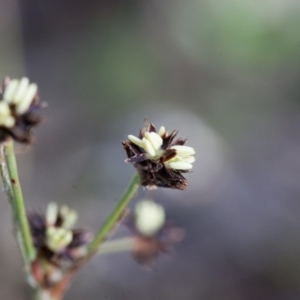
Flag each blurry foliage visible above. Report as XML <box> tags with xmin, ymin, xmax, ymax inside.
<box><xmin>75</xmin><ymin>10</ymin><xmax>161</xmax><ymax>113</ymax></box>
<box><xmin>169</xmin><ymin>0</ymin><xmax>300</xmax><ymax>70</ymax></box>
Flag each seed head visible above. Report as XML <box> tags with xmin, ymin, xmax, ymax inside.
<box><xmin>0</xmin><ymin>77</ymin><xmax>44</xmax><ymax>144</ymax></box>
<box><xmin>123</xmin><ymin>122</ymin><xmax>195</xmax><ymax>190</ymax></box>
<box><xmin>28</xmin><ymin>203</ymin><xmax>92</xmax><ymax>266</ymax></box>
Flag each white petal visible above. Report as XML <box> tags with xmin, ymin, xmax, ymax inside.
<box><xmin>46</xmin><ymin>226</ymin><xmax>56</xmax><ymax>237</ymax></box>
<box><xmin>144</xmin><ymin>131</ymin><xmax>162</xmax><ymax>151</ymax></box>
<box><xmin>167</xmin><ymin>161</ymin><xmax>193</xmax><ymax>170</ymax></box>
<box><xmin>128</xmin><ymin>135</ymin><xmax>143</xmax><ymax>148</ymax></box>
<box><xmin>46</xmin><ymin>202</ymin><xmax>58</xmax><ymax>225</ymax></box>
<box><xmin>16</xmin><ymin>83</ymin><xmax>37</xmax><ymax>114</ymax></box>
<box><xmin>3</xmin><ymin>79</ymin><xmax>19</xmax><ymax>103</ymax></box>
<box><xmin>0</xmin><ymin>115</ymin><xmax>15</xmax><ymax>128</ymax></box>
<box><xmin>62</xmin><ymin>210</ymin><xmax>78</xmax><ymax>229</ymax></box>
<box><xmin>142</xmin><ymin>137</ymin><xmax>156</xmax><ymax>156</ymax></box>
<box><xmin>135</xmin><ymin>200</ymin><xmax>165</xmax><ymax>236</ymax></box>
<box><xmin>182</xmin><ymin>156</ymin><xmax>195</xmax><ymax>164</ymax></box>
<box><xmin>149</xmin><ymin>132</ymin><xmax>163</xmax><ymax>146</ymax></box>
<box><xmin>171</xmin><ymin>145</ymin><xmax>195</xmax><ymax>155</ymax></box>
<box><xmin>158</xmin><ymin>126</ymin><xmax>166</xmax><ymax>136</ymax></box>
<box><xmin>54</xmin><ymin>228</ymin><xmax>65</xmax><ymax>239</ymax></box>
<box><xmin>0</xmin><ymin>102</ymin><xmax>10</xmax><ymax>115</ymax></box>
<box><xmin>46</xmin><ymin>227</ymin><xmax>73</xmax><ymax>252</ymax></box>
<box><xmin>13</xmin><ymin>77</ymin><xmax>29</xmax><ymax>104</ymax></box>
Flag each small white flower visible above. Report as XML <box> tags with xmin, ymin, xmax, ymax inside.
<box><xmin>3</xmin><ymin>77</ymin><xmax>38</xmax><ymax>115</ymax></box>
<box><xmin>124</xmin><ymin>123</ymin><xmax>196</xmax><ymax>189</ymax></box>
<box><xmin>46</xmin><ymin>202</ymin><xmax>78</xmax><ymax>229</ymax></box>
<box><xmin>45</xmin><ymin>202</ymin><xmax>75</xmax><ymax>251</ymax></box>
<box><xmin>135</xmin><ymin>200</ymin><xmax>166</xmax><ymax>236</ymax></box>
<box><xmin>128</xmin><ymin>125</ymin><xmax>195</xmax><ymax>170</ymax></box>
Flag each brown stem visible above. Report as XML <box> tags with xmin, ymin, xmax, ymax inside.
<box><xmin>48</xmin><ymin>273</ymin><xmax>74</xmax><ymax>300</ymax></box>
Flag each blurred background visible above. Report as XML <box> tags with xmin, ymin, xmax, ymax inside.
<box><xmin>1</xmin><ymin>0</ymin><xmax>300</xmax><ymax>299</ymax></box>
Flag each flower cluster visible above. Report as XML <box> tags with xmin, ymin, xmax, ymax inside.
<box><xmin>123</xmin><ymin>123</ymin><xmax>195</xmax><ymax>190</ymax></box>
<box><xmin>28</xmin><ymin>203</ymin><xmax>92</xmax><ymax>266</ymax></box>
<box><xmin>0</xmin><ymin>77</ymin><xmax>43</xmax><ymax>143</ymax></box>
<box><xmin>0</xmin><ymin>73</ymin><xmax>198</xmax><ymax>299</ymax></box>
<box><xmin>126</xmin><ymin>200</ymin><xmax>184</xmax><ymax>268</ymax></box>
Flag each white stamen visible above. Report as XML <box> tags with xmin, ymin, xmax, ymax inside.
<box><xmin>3</xmin><ymin>79</ymin><xmax>19</xmax><ymax>103</ymax></box>
<box><xmin>167</xmin><ymin>161</ymin><xmax>193</xmax><ymax>170</ymax></box>
<box><xmin>60</xmin><ymin>205</ymin><xmax>78</xmax><ymax>229</ymax></box>
<box><xmin>13</xmin><ymin>77</ymin><xmax>29</xmax><ymax>104</ymax></box>
<box><xmin>135</xmin><ymin>200</ymin><xmax>165</xmax><ymax>236</ymax></box>
<box><xmin>0</xmin><ymin>115</ymin><xmax>15</xmax><ymax>128</ymax></box>
<box><xmin>0</xmin><ymin>103</ymin><xmax>10</xmax><ymax>116</ymax></box>
<box><xmin>16</xmin><ymin>83</ymin><xmax>37</xmax><ymax>114</ymax></box>
<box><xmin>144</xmin><ymin>132</ymin><xmax>162</xmax><ymax>151</ymax></box>
<box><xmin>128</xmin><ymin>135</ymin><xmax>143</xmax><ymax>148</ymax></box>
<box><xmin>46</xmin><ymin>202</ymin><xmax>58</xmax><ymax>225</ymax></box>
<box><xmin>142</xmin><ymin>137</ymin><xmax>156</xmax><ymax>156</ymax></box>
<box><xmin>181</xmin><ymin>156</ymin><xmax>195</xmax><ymax>164</ymax></box>
<box><xmin>46</xmin><ymin>226</ymin><xmax>73</xmax><ymax>252</ymax></box>
<box><xmin>127</xmin><ymin>125</ymin><xmax>195</xmax><ymax>168</ymax></box>
<box><xmin>149</xmin><ymin>132</ymin><xmax>163</xmax><ymax>148</ymax></box>
<box><xmin>170</xmin><ymin>145</ymin><xmax>195</xmax><ymax>155</ymax></box>
<box><xmin>158</xmin><ymin>126</ymin><xmax>166</xmax><ymax>136</ymax></box>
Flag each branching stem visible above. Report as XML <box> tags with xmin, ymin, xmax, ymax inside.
<box><xmin>88</xmin><ymin>172</ymin><xmax>140</xmax><ymax>254</ymax></box>
<box><xmin>97</xmin><ymin>237</ymin><xmax>135</xmax><ymax>255</ymax></box>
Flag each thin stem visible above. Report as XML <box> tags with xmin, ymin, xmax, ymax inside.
<box><xmin>0</xmin><ymin>145</ymin><xmax>16</xmax><ymax>222</ymax></box>
<box><xmin>33</xmin><ymin>288</ymin><xmax>45</xmax><ymax>300</ymax></box>
<box><xmin>0</xmin><ymin>144</ymin><xmax>27</xmax><ymax>270</ymax></box>
<box><xmin>3</xmin><ymin>140</ymin><xmax>36</xmax><ymax>261</ymax></box>
<box><xmin>46</xmin><ymin>173</ymin><xmax>140</xmax><ymax>300</ymax></box>
<box><xmin>97</xmin><ymin>237</ymin><xmax>135</xmax><ymax>255</ymax></box>
<box><xmin>88</xmin><ymin>172</ymin><xmax>140</xmax><ymax>254</ymax></box>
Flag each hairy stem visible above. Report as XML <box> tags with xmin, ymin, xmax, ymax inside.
<box><xmin>88</xmin><ymin>172</ymin><xmax>140</xmax><ymax>254</ymax></box>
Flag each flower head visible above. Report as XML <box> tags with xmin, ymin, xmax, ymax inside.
<box><xmin>0</xmin><ymin>77</ymin><xmax>44</xmax><ymax>143</ymax></box>
<box><xmin>28</xmin><ymin>203</ymin><xmax>92</xmax><ymax>266</ymax></box>
<box><xmin>123</xmin><ymin>122</ymin><xmax>195</xmax><ymax>190</ymax></box>
<box><xmin>126</xmin><ymin>200</ymin><xmax>184</xmax><ymax>268</ymax></box>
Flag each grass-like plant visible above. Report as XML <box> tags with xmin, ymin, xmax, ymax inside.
<box><xmin>0</xmin><ymin>77</ymin><xmax>195</xmax><ymax>299</ymax></box>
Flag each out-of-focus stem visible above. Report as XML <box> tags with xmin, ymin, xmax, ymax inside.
<box><xmin>3</xmin><ymin>140</ymin><xmax>36</xmax><ymax>261</ymax></box>
<box><xmin>97</xmin><ymin>237</ymin><xmax>135</xmax><ymax>255</ymax></box>
<box><xmin>88</xmin><ymin>172</ymin><xmax>140</xmax><ymax>254</ymax></box>
<box><xmin>56</xmin><ymin>173</ymin><xmax>139</xmax><ymax>300</ymax></box>
<box><xmin>0</xmin><ymin>143</ymin><xmax>29</xmax><ymax>268</ymax></box>
<box><xmin>0</xmin><ymin>140</ymin><xmax>39</xmax><ymax>299</ymax></box>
